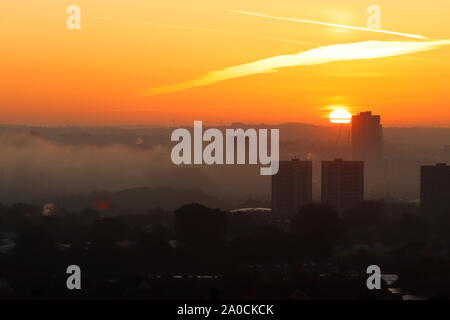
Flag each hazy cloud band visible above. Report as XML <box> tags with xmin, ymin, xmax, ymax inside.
<box><xmin>144</xmin><ymin>40</ymin><xmax>450</xmax><ymax>96</ymax></box>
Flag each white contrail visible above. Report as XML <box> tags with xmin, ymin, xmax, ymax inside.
<box><xmin>143</xmin><ymin>39</ymin><xmax>450</xmax><ymax>96</ymax></box>
<box><xmin>96</xmin><ymin>17</ymin><xmax>315</xmax><ymax>45</ymax></box>
<box><xmin>231</xmin><ymin>10</ymin><xmax>429</xmax><ymax>40</ymax></box>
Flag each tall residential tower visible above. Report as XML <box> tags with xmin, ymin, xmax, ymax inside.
<box><xmin>420</xmin><ymin>163</ymin><xmax>450</xmax><ymax>214</ymax></box>
<box><xmin>321</xmin><ymin>159</ymin><xmax>364</xmax><ymax>214</ymax></box>
<box><xmin>271</xmin><ymin>159</ymin><xmax>312</xmax><ymax>216</ymax></box>
<box><xmin>352</xmin><ymin>111</ymin><xmax>383</xmax><ymax>161</ymax></box>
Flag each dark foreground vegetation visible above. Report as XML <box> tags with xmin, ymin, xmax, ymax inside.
<box><xmin>0</xmin><ymin>201</ymin><xmax>449</xmax><ymax>300</ymax></box>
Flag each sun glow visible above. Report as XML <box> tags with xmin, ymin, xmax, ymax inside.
<box><xmin>329</xmin><ymin>108</ymin><xmax>352</xmax><ymax>124</ymax></box>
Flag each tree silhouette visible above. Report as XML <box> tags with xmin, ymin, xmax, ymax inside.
<box><xmin>344</xmin><ymin>201</ymin><xmax>385</xmax><ymax>227</ymax></box>
<box><xmin>7</xmin><ymin>227</ymin><xmax>58</xmax><ymax>293</ymax></box>
<box><xmin>291</xmin><ymin>204</ymin><xmax>347</xmax><ymax>259</ymax></box>
<box><xmin>89</xmin><ymin>218</ymin><xmax>130</xmax><ymax>244</ymax></box>
<box><xmin>79</xmin><ymin>207</ymin><xmax>100</xmax><ymax>226</ymax></box>
<box><xmin>174</xmin><ymin>203</ymin><xmax>227</xmax><ymax>248</ymax></box>
<box><xmin>229</xmin><ymin>226</ymin><xmax>293</xmax><ymax>263</ymax></box>
<box><xmin>136</xmin><ymin>231</ymin><xmax>172</xmax><ymax>272</ymax></box>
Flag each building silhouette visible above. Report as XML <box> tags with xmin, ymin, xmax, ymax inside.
<box><xmin>321</xmin><ymin>159</ymin><xmax>364</xmax><ymax>214</ymax></box>
<box><xmin>352</xmin><ymin>111</ymin><xmax>383</xmax><ymax>160</ymax></box>
<box><xmin>271</xmin><ymin>159</ymin><xmax>312</xmax><ymax>216</ymax></box>
<box><xmin>420</xmin><ymin>163</ymin><xmax>450</xmax><ymax>214</ymax></box>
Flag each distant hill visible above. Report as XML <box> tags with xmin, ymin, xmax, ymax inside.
<box><xmin>55</xmin><ymin>186</ymin><xmax>227</xmax><ymax>213</ymax></box>
<box><xmin>1</xmin><ymin>123</ymin><xmax>447</xmax><ymax>148</ymax></box>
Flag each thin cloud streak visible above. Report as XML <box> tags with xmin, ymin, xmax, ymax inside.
<box><xmin>231</xmin><ymin>10</ymin><xmax>429</xmax><ymax>40</ymax></box>
<box><xmin>143</xmin><ymin>40</ymin><xmax>450</xmax><ymax>96</ymax></box>
<box><xmin>96</xmin><ymin>17</ymin><xmax>314</xmax><ymax>45</ymax></box>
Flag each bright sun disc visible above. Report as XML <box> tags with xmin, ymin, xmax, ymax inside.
<box><xmin>329</xmin><ymin>108</ymin><xmax>352</xmax><ymax>124</ymax></box>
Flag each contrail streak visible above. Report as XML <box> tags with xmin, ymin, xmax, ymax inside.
<box><xmin>96</xmin><ymin>17</ymin><xmax>315</xmax><ymax>45</ymax></box>
<box><xmin>231</xmin><ymin>10</ymin><xmax>429</xmax><ymax>40</ymax></box>
<box><xmin>143</xmin><ymin>40</ymin><xmax>450</xmax><ymax>96</ymax></box>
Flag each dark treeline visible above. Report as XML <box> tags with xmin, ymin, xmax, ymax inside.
<box><xmin>0</xmin><ymin>201</ymin><xmax>449</xmax><ymax>300</ymax></box>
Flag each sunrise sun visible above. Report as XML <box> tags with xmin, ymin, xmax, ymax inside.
<box><xmin>329</xmin><ymin>108</ymin><xmax>352</xmax><ymax>124</ymax></box>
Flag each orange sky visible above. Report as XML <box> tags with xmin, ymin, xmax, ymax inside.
<box><xmin>0</xmin><ymin>0</ymin><xmax>449</xmax><ymax>127</ymax></box>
